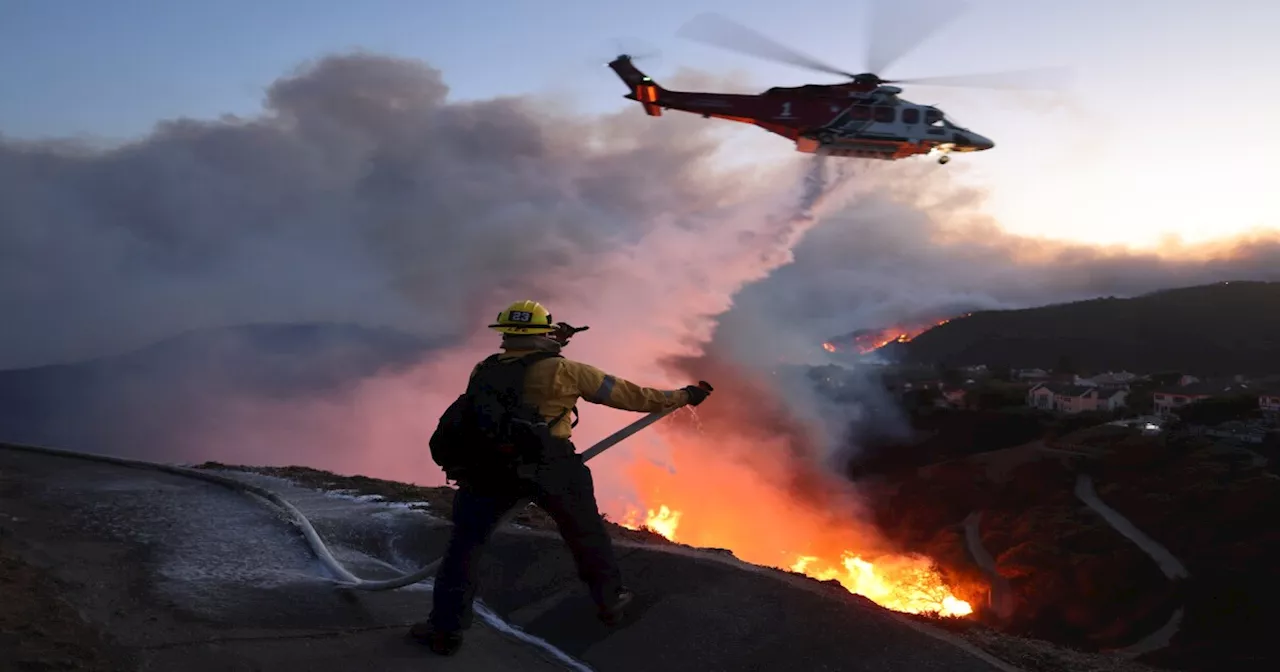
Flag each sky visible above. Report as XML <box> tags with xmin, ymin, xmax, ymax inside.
<box><xmin>2</xmin><ymin>0</ymin><xmax>1278</xmax><ymax>249</ymax></box>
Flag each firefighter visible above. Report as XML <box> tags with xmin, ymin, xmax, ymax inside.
<box><xmin>411</xmin><ymin>300</ymin><xmax>712</xmax><ymax>656</ymax></box>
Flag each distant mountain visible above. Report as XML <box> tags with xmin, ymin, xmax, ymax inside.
<box><xmin>890</xmin><ymin>281</ymin><xmax>1280</xmax><ymax>375</ymax></box>
<box><xmin>0</xmin><ymin>323</ymin><xmax>440</xmax><ymax>458</ymax></box>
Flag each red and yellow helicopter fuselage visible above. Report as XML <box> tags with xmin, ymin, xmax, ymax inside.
<box><xmin>608</xmin><ymin>54</ymin><xmax>993</xmax><ymax>163</ymax></box>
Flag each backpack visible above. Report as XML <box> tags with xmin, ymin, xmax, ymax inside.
<box><xmin>429</xmin><ymin>351</ymin><xmax>570</xmax><ymax>481</ymax></box>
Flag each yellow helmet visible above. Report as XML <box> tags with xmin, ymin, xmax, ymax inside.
<box><xmin>488</xmin><ymin>300</ymin><xmax>556</xmax><ymax>334</ymax></box>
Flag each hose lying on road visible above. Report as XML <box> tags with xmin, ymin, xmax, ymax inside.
<box><xmin>0</xmin><ymin>398</ymin><xmax>699</xmax><ymax>592</ymax></box>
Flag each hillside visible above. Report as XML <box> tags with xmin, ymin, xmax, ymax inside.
<box><xmin>892</xmin><ymin>281</ymin><xmax>1280</xmax><ymax>374</ymax></box>
<box><xmin>0</xmin><ymin>323</ymin><xmax>438</xmax><ymax>458</ymax></box>
<box><xmin>6</xmin><ymin>444</ymin><xmax>1162</xmax><ymax>672</ymax></box>
<box><xmin>855</xmin><ymin>424</ymin><xmax>1279</xmax><ymax>671</ymax></box>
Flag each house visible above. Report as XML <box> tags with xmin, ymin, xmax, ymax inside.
<box><xmin>1073</xmin><ymin>371</ymin><xmax>1138</xmax><ymax>388</ymax></box>
<box><xmin>1261</xmin><ymin>394</ymin><xmax>1280</xmax><ymax>414</ymax></box>
<box><xmin>1153</xmin><ymin>379</ymin><xmax>1258</xmax><ymax>417</ymax></box>
<box><xmin>1153</xmin><ymin>388</ymin><xmax>1213</xmax><ymax>417</ymax></box>
<box><xmin>1097</xmin><ymin>388</ymin><xmax>1129</xmax><ymax>411</ymax></box>
<box><xmin>939</xmin><ymin>386</ymin><xmax>968</xmax><ymax>407</ymax></box>
<box><xmin>1027</xmin><ymin>383</ymin><xmax>1128</xmax><ymax>414</ymax></box>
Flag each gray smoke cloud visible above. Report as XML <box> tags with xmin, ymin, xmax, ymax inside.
<box><xmin>0</xmin><ymin>52</ymin><xmax>840</xmax><ymax>483</ymax></box>
<box><xmin>0</xmin><ymin>52</ymin><xmax>785</xmax><ymax>370</ymax></box>
<box><xmin>687</xmin><ymin>158</ymin><xmax>1280</xmax><ymax>475</ymax></box>
<box><xmin>723</xmin><ymin>159</ymin><xmax>1280</xmax><ymax>346</ymax></box>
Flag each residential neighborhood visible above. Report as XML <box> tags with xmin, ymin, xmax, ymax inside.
<box><xmin>876</xmin><ymin>362</ymin><xmax>1280</xmax><ymax>430</ymax></box>
<box><xmin>1027</xmin><ymin>383</ymin><xmax>1128</xmax><ymax>414</ymax></box>
<box><xmin>1018</xmin><ymin>371</ymin><xmax>1280</xmax><ymax>420</ymax></box>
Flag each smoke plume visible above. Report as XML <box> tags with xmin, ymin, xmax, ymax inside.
<box><xmin>0</xmin><ymin>53</ymin><xmax>795</xmax><ymax>370</ymax></box>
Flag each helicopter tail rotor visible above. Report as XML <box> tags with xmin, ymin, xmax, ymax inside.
<box><xmin>611</xmin><ymin>37</ymin><xmax>663</xmax><ymax>64</ymax></box>
<box><xmin>590</xmin><ymin>37</ymin><xmax>662</xmax><ymax>70</ymax></box>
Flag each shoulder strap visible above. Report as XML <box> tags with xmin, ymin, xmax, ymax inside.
<box><xmin>466</xmin><ymin>351</ymin><xmax>563</xmax><ymax>400</ymax></box>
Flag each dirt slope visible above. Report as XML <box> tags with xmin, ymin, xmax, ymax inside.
<box><xmin>2</xmin><ymin>444</ymin><xmax>1015</xmax><ymax>672</ymax></box>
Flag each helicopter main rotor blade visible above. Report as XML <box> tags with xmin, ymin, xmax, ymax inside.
<box><xmin>677</xmin><ymin>12</ymin><xmax>856</xmax><ymax>79</ymax></box>
<box><xmin>890</xmin><ymin>66</ymin><xmax>1075</xmax><ymax>91</ymax></box>
<box><xmin>863</xmin><ymin>0</ymin><xmax>972</xmax><ymax>75</ymax></box>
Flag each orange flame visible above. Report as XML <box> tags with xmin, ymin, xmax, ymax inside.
<box><xmin>789</xmin><ymin>553</ymin><xmax>973</xmax><ymax>617</ymax></box>
<box><xmin>621</xmin><ymin>497</ymin><xmax>971</xmax><ymax>617</ymax></box>
<box><xmin>620</xmin><ymin>406</ymin><xmax>974</xmax><ymax>618</ymax></box>
<box><xmin>619</xmin><ymin>504</ymin><xmax>682</xmax><ymax>541</ymax></box>
<box><xmin>823</xmin><ymin>314</ymin><xmax>968</xmax><ymax>354</ymax></box>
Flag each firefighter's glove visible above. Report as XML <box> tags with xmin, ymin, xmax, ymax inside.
<box><xmin>682</xmin><ymin>384</ymin><xmax>711</xmax><ymax>407</ymax></box>
<box><xmin>552</xmin><ymin>322</ymin><xmax>589</xmax><ymax>345</ymax></box>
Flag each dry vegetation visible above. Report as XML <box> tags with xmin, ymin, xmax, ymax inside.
<box><xmin>865</xmin><ymin>424</ymin><xmax>1279</xmax><ymax>671</ymax></box>
<box><xmin>0</xmin><ymin>538</ymin><xmax>130</xmax><ymax>671</ymax></box>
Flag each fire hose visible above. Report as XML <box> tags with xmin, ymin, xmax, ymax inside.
<box><xmin>0</xmin><ymin>380</ymin><xmax>712</xmax><ymax>593</ymax></box>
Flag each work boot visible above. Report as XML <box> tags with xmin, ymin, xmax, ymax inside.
<box><xmin>407</xmin><ymin>622</ymin><xmax>464</xmax><ymax>656</ymax></box>
<box><xmin>598</xmin><ymin>587</ymin><xmax>634</xmax><ymax>626</ymax></box>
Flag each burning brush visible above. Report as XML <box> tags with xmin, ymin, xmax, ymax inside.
<box><xmin>822</xmin><ymin>314</ymin><xmax>970</xmax><ymax>355</ymax></box>
<box><xmin>614</xmin><ymin>350</ymin><xmax>975</xmax><ymax>620</ymax></box>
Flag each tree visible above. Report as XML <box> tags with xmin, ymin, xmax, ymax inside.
<box><xmin>903</xmin><ymin>387</ymin><xmax>942</xmax><ymax>412</ymax></box>
<box><xmin>1124</xmin><ymin>384</ymin><xmax>1156</xmax><ymax>415</ymax></box>
<box><xmin>972</xmin><ymin>383</ymin><xmax>1028</xmax><ymax>410</ymax></box>
<box><xmin>1175</xmin><ymin>394</ymin><xmax>1259</xmax><ymax>426</ymax></box>
<box><xmin>1148</xmin><ymin>371</ymin><xmax>1184</xmax><ymax>387</ymax></box>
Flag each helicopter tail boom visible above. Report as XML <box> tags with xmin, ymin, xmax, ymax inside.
<box><xmin>608</xmin><ymin>54</ymin><xmax>665</xmax><ymax>117</ymax></box>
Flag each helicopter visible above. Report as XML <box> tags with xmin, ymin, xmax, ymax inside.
<box><xmin>607</xmin><ymin>7</ymin><xmax>1068</xmax><ymax>164</ymax></box>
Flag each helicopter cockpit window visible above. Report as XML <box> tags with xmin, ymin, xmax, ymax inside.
<box><xmin>902</xmin><ymin>108</ymin><xmax>920</xmax><ymax>124</ymax></box>
<box><xmin>925</xmin><ymin>109</ymin><xmax>944</xmax><ymax>126</ymax></box>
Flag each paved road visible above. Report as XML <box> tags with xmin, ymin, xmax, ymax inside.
<box><xmin>1</xmin><ymin>446</ymin><xmax>1014</xmax><ymax>672</ymax></box>
<box><xmin>1074</xmin><ymin>473</ymin><xmax>1188</xmax><ymax>658</ymax></box>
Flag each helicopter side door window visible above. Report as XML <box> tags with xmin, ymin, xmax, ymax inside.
<box><xmin>902</xmin><ymin>108</ymin><xmax>920</xmax><ymax>125</ymax></box>
<box><xmin>850</xmin><ymin>106</ymin><xmax>871</xmax><ymax>121</ymax></box>
<box><xmin>924</xmin><ymin>109</ymin><xmax>946</xmax><ymax>134</ymax></box>
<box><xmin>873</xmin><ymin>106</ymin><xmax>895</xmax><ymax>123</ymax></box>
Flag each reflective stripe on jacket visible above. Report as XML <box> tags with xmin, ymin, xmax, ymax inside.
<box><xmin>469</xmin><ymin>349</ymin><xmax>690</xmax><ymax>439</ymax></box>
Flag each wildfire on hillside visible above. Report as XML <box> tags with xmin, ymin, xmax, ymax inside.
<box><xmin>619</xmin><ymin>499</ymin><xmax>972</xmax><ymax>617</ymax></box>
<box><xmin>620</xmin><ymin>505</ymin><xmax>682</xmax><ymax>541</ymax></box>
<box><xmin>822</xmin><ymin>314</ymin><xmax>970</xmax><ymax>354</ymax></box>
<box><xmin>616</xmin><ymin>356</ymin><xmax>975</xmax><ymax>620</ymax></box>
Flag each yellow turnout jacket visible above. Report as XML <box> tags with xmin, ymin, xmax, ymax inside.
<box><xmin>469</xmin><ymin>349</ymin><xmax>689</xmax><ymax>439</ymax></box>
